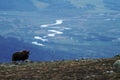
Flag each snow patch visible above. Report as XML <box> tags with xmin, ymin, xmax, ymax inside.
<box><xmin>32</xmin><ymin>41</ymin><xmax>45</xmax><ymax>46</ymax></box>
<box><xmin>34</xmin><ymin>36</ymin><xmax>48</xmax><ymax>42</ymax></box>
<box><xmin>40</xmin><ymin>19</ymin><xmax>63</xmax><ymax>27</ymax></box>
<box><xmin>56</xmin><ymin>20</ymin><xmax>63</xmax><ymax>25</ymax></box>
<box><xmin>48</xmin><ymin>30</ymin><xmax>63</xmax><ymax>34</ymax></box>
<box><xmin>47</xmin><ymin>34</ymin><xmax>56</xmax><ymax>37</ymax></box>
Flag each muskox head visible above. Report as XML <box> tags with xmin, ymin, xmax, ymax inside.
<box><xmin>12</xmin><ymin>50</ymin><xmax>30</xmax><ymax>62</ymax></box>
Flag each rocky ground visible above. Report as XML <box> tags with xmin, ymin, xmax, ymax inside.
<box><xmin>0</xmin><ymin>56</ymin><xmax>120</xmax><ymax>80</ymax></box>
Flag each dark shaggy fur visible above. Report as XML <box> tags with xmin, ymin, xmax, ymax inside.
<box><xmin>12</xmin><ymin>50</ymin><xmax>30</xmax><ymax>62</ymax></box>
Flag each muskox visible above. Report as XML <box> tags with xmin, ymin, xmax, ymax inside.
<box><xmin>12</xmin><ymin>50</ymin><xmax>30</xmax><ymax>62</ymax></box>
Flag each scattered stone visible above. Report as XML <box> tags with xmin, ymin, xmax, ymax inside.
<box><xmin>106</xmin><ymin>70</ymin><xmax>114</xmax><ymax>74</ymax></box>
<box><xmin>103</xmin><ymin>64</ymin><xmax>106</xmax><ymax>66</ymax></box>
<box><xmin>24</xmin><ymin>59</ymin><xmax>33</xmax><ymax>63</ymax></box>
<box><xmin>113</xmin><ymin>60</ymin><xmax>120</xmax><ymax>73</ymax></box>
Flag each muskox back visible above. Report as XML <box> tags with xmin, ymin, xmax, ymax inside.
<box><xmin>12</xmin><ymin>50</ymin><xmax>29</xmax><ymax>62</ymax></box>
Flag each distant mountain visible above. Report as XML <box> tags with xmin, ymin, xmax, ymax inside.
<box><xmin>38</xmin><ymin>0</ymin><xmax>75</xmax><ymax>9</ymax></box>
<box><xmin>0</xmin><ymin>0</ymin><xmax>119</xmax><ymax>12</ymax></box>
<box><xmin>0</xmin><ymin>0</ymin><xmax>75</xmax><ymax>11</ymax></box>
<box><xmin>0</xmin><ymin>0</ymin><xmax>120</xmax><ymax>62</ymax></box>
<box><xmin>37</xmin><ymin>0</ymin><xmax>120</xmax><ymax>12</ymax></box>
<box><xmin>0</xmin><ymin>0</ymin><xmax>36</xmax><ymax>11</ymax></box>
<box><xmin>0</xmin><ymin>35</ymin><xmax>78</xmax><ymax>62</ymax></box>
<box><xmin>103</xmin><ymin>0</ymin><xmax>120</xmax><ymax>11</ymax></box>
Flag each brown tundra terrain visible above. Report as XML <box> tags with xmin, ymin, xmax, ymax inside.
<box><xmin>0</xmin><ymin>56</ymin><xmax>120</xmax><ymax>80</ymax></box>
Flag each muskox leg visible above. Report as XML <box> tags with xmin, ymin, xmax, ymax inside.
<box><xmin>12</xmin><ymin>61</ymin><xmax>18</xmax><ymax>65</ymax></box>
<box><xmin>12</xmin><ymin>58</ymin><xmax>18</xmax><ymax>64</ymax></box>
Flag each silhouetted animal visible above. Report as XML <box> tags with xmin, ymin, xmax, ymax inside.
<box><xmin>12</xmin><ymin>50</ymin><xmax>30</xmax><ymax>62</ymax></box>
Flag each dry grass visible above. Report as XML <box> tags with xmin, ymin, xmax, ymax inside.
<box><xmin>0</xmin><ymin>57</ymin><xmax>120</xmax><ymax>80</ymax></box>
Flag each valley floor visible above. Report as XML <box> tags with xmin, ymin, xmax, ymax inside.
<box><xmin>0</xmin><ymin>57</ymin><xmax>120</xmax><ymax>80</ymax></box>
